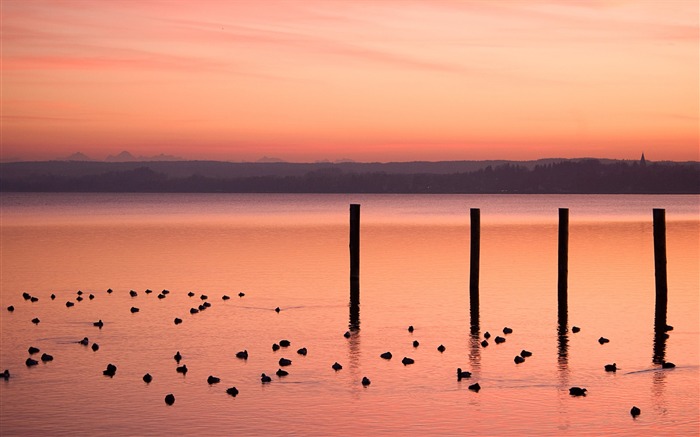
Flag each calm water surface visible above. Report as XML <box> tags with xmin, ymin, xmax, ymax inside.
<box><xmin>1</xmin><ymin>194</ymin><xmax>698</xmax><ymax>436</ymax></box>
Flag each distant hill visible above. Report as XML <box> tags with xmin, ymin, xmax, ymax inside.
<box><xmin>61</xmin><ymin>152</ymin><xmax>94</xmax><ymax>161</ymax></box>
<box><xmin>105</xmin><ymin>151</ymin><xmax>183</xmax><ymax>162</ymax></box>
<box><xmin>1</xmin><ymin>158</ymin><xmax>697</xmax><ymax>194</ymax></box>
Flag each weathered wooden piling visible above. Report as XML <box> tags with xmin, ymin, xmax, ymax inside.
<box><xmin>653</xmin><ymin>208</ymin><xmax>668</xmax><ymax>324</ymax></box>
<box><xmin>349</xmin><ymin>204</ymin><xmax>360</xmax><ymax>328</ymax></box>
<box><xmin>557</xmin><ymin>208</ymin><xmax>569</xmax><ymax>309</ymax></box>
<box><xmin>350</xmin><ymin>204</ymin><xmax>360</xmax><ymax>283</ymax></box>
<box><xmin>469</xmin><ymin>208</ymin><xmax>480</xmax><ymax>319</ymax></box>
<box><xmin>652</xmin><ymin>208</ymin><xmax>669</xmax><ymax>363</ymax></box>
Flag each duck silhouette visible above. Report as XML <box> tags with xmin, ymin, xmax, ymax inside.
<box><xmin>297</xmin><ymin>347</ymin><xmax>307</xmax><ymax>356</ymax></box>
<box><xmin>143</xmin><ymin>373</ymin><xmax>152</xmax><ymax>383</ymax></box>
<box><xmin>437</xmin><ymin>345</ymin><xmax>446</xmax><ymax>353</ymax></box>
<box><xmin>569</xmin><ymin>387</ymin><xmax>587</xmax><ymax>396</ymax></box>
<box><xmin>236</xmin><ymin>350</ymin><xmax>249</xmax><ymax>360</ymax></box>
<box><xmin>494</xmin><ymin>336</ymin><xmax>505</xmax><ymax>344</ymax></box>
<box><xmin>261</xmin><ymin>373</ymin><xmax>272</xmax><ymax>383</ymax></box>
<box><xmin>457</xmin><ymin>368</ymin><xmax>471</xmax><ymax>380</ymax></box>
<box><xmin>630</xmin><ymin>406</ymin><xmax>641</xmax><ymax>417</ymax></box>
<box><xmin>103</xmin><ymin>363</ymin><xmax>117</xmax><ymax>377</ymax></box>
<box><xmin>514</xmin><ymin>356</ymin><xmax>525</xmax><ymax>364</ymax></box>
<box><xmin>278</xmin><ymin>358</ymin><xmax>292</xmax><ymax>367</ymax></box>
<box><xmin>380</xmin><ymin>352</ymin><xmax>392</xmax><ymax>360</ymax></box>
<box><xmin>332</xmin><ymin>362</ymin><xmax>342</xmax><ymax>371</ymax></box>
<box><xmin>40</xmin><ymin>353</ymin><xmax>54</xmax><ymax>362</ymax></box>
<box><xmin>207</xmin><ymin>375</ymin><xmax>220</xmax><ymax>384</ymax></box>
<box><xmin>401</xmin><ymin>357</ymin><xmax>415</xmax><ymax>365</ymax></box>
<box><xmin>165</xmin><ymin>394</ymin><xmax>175</xmax><ymax>405</ymax></box>
<box><xmin>176</xmin><ymin>365</ymin><xmax>188</xmax><ymax>374</ymax></box>
<box><xmin>276</xmin><ymin>368</ymin><xmax>288</xmax><ymax>377</ymax></box>
<box><xmin>91</xmin><ymin>343</ymin><xmax>99</xmax><ymax>352</ymax></box>
<box><xmin>520</xmin><ymin>350</ymin><xmax>532</xmax><ymax>357</ymax></box>
<box><xmin>468</xmin><ymin>383</ymin><xmax>481</xmax><ymax>392</ymax></box>
<box><xmin>93</xmin><ymin>320</ymin><xmax>103</xmax><ymax>328</ymax></box>
<box><xmin>226</xmin><ymin>387</ymin><xmax>239</xmax><ymax>396</ymax></box>
<box><xmin>26</xmin><ymin>358</ymin><xmax>39</xmax><ymax>367</ymax></box>
<box><xmin>362</xmin><ymin>376</ymin><xmax>371</xmax><ymax>386</ymax></box>
<box><xmin>604</xmin><ymin>363</ymin><xmax>617</xmax><ymax>372</ymax></box>
<box><xmin>279</xmin><ymin>340</ymin><xmax>291</xmax><ymax>347</ymax></box>
<box><xmin>28</xmin><ymin>346</ymin><xmax>40</xmax><ymax>354</ymax></box>
<box><xmin>598</xmin><ymin>337</ymin><xmax>610</xmax><ymax>344</ymax></box>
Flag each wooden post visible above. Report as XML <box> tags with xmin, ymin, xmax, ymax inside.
<box><xmin>469</xmin><ymin>208</ymin><xmax>480</xmax><ymax>324</ymax></box>
<box><xmin>653</xmin><ymin>208</ymin><xmax>668</xmax><ymax>326</ymax></box>
<box><xmin>652</xmin><ymin>208</ymin><xmax>668</xmax><ymax>363</ymax></box>
<box><xmin>349</xmin><ymin>204</ymin><xmax>360</xmax><ymax>313</ymax></box>
<box><xmin>350</xmin><ymin>204</ymin><xmax>360</xmax><ymax>283</ymax></box>
<box><xmin>558</xmin><ymin>208</ymin><xmax>569</xmax><ymax>309</ymax></box>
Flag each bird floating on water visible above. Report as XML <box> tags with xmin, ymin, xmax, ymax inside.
<box><xmin>276</xmin><ymin>368</ymin><xmax>288</xmax><ymax>377</ymax></box>
<box><xmin>275</xmin><ymin>307</ymin><xmax>281</xmax><ymax>313</ymax></box>
<box><xmin>272</xmin><ymin>343</ymin><xmax>280</xmax><ymax>351</ymax></box>
<box><xmin>484</xmin><ymin>331</ymin><xmax>491</xmax><ymax>339</ymax></box>
<box><xmin>468</xmin><ymin>383</ymin><xmax>481</xmax><ymax>392</ymax></box>
<box><xmin>332</xmin><ymin>362</ymin><xmax>342</xmax><ymax>371</ymax></box>
<box><xmin>226</xmin><ymin>387</ymin><xmax>239</xmax><ymax>396</ymax></box>
<box><xmin>362</xmin><ymin>376</ymin><xmax>371</xmax><ymax>386</ymax></box>
<box><xmin>174</xmin><ymin>318</ymin><xmax>183</xmax><ymax>325</ymax></box>
<box><xmin>604</xmin><ymin>363</ymin><xmax>617</xmax><ymax>372</ymax></box>
<box><xmin>630</xmin><ymin>406</ymin><xmax>641</xmax><ymax>417</ymax></box>
<box><xmin>481</xmin><ymin>340</ymin><xmax>488</xmax><ymax>348</ymax></box>
<box><xmin>297</xmin><ymin>347</ymin><xmax>307</xmax><ymax>356</ymax></box>
<box><xmin>91</xmin><ymin>343</ymin><xmax>99</xmax><ymax>352</ymax></box>
<box><xmin>412</xmin><ymin>340</ymin><xmax>419</xmax><ymax>348</ymax></box>
<box><xmin>93</xmin><ymin>320</ymin><xmax>103</xmax><ymax>328</ymax></box>
<box><xmin>279</xmin><ymin>340</ymin><xmax>291</xmax><ymax>347</ymax></box>
<box><xmin>407</xmin><ymin>325</ymin><xmax>414</xmax><ymax>333</ymax></box>
<box><xmin>457</xmin><ymin>368</ymin><xmax>471</xmax><ymax>380</ymax></box>
<box><xmin>598</xmin><ymin>337</ymin><xmax>610</xmax><ymax>344</ymax></box>
<box><xmin>520</xmin><ymin>350</ymin><xmax>532</xmax><ymax>357</ymax></box>
<box><xmin>661</xmin><ymin>361</ymin><xmax>675</xmax><ymax>369</ymax></box>
<box><xmin>514</xmin><ymin>356</ymin><xmax>525</xmax><ymax>364</ymax></box>
<box><xmin>238</xmin><ymin>292</ymin><xmax>245</xmax><ymax>297</ymax></box>
<box><xmin>279</xmin><ymin>358</ymin><xmax>292</xmax><ymax>367</ymax></box>
<box><xmin>569</xmin><ymin>387</ymin><xmax>587</xmax><ymax>396</ymax></box>
<box><xmin>380</xmin><ymin>352</ymin><xmax>392</xmax><ymax>360</ymax></box>
<box><xmin>437</xmin><ymin>344</ymin><xmax>446</xmax><ymax>353</ymax></box>
<box><xmin>494</xmin><ymin>336</ymin><xmax>505</xmax><ymax>344</ymax></box>
<box><xmin>7</xmin><ymin>306</ymin><xmax>14</xmax><ymax>312</ymax></box>
<box><xmin>79</xmin><ymin>337</ymin><xmax>89</xmax><ymax>346</ymax></box>
<box><xmin>503</xmin><ymin>327</ymin><xmax>513</xmax><ymax>334</ymax></box>
<box><xmin>402</xmin><ymin>357</ymin><xmax>415</xmax><ymax>365</ymax></box>
<box><xmin>261</xmin><ymin>373</ymin><xmax>272</xmax><ymax>383</ymax></box>
<box><xmin>130</xmin><ymin>307</ymin><xmax>139</xmax><ymax>313</ymax></box>
<box><xmin>236</xmin><ymin>350</ymin><xmax>248</xmax><ymax>360</ymax></box>
<box><xmin>176</xmin><ymin>365</ymin><xmax>188</xmax><ymax>374</ymax></box>
<box><xmin>174</xmin><ymin>351</ymin><xmax>182</xmax><ymax>362</ymax></box>
<box><xmin>103</xmin><ymin>363</ymin><xmax>117</xmax><ymax>377</ymax></box>
<box><xmin>28</xmin><ymin>346</ymin><xmax>40</xmax><ymax>354</ymax></box>
<box><xmin>66</xmin><ymin>301</ymin><xmax>75</xmax><ymax>307</ymax></box>
<box><xmin>571</xmin><ymin>326</ymin><xmax>581</xmax><ymax>333</ymax></box>
<box><xmin>1</xmin><ymin>369</ymin><xmax>9</xmax><ymax>380</ymax></box>
<box><xmin>165</xmin><ymin>394</ymin><xmax>175</xmax><ymax>405</ymax></box>
<box><xmin>26</xmin><ymin>358</ymin><xmax>39</xmax><ymax>367</ymax></box>
<box><xmin>207</xmin><ymin>375</ymin><xmax>220</xmax><ymax>384</ymax></box>
<box><xmin>343</xmin><ymin>331</ymin><xmax>351</xmax><ymax>338</ymax></box>
<box><xmin>31</xmin><ymin>318</ymin><xmax>40</xmax><ymax>325</ymax></box>
<box><xmin>40</xmin><ymin>353</ymin><xmax>53</xmax><ymax>362</ymax></box>
<box><xmin>143</xmin><ymin>373</ymin><xmax>152</xmax><ymax>383</ymax></box>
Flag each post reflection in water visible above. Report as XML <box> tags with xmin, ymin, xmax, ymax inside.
<box><xmin>557</xmin><ymin>300</ymin><xmax>569</xmax><ymax>374</ymax></box>
<box><xmin>469</xmin><ymin>296</ymin><xmax>481</xmax><ymax>369</ymax></box>
<box><xmin>653</xmin><ymin>294</ymin><xmax>668</xmax><ymax>365</ymax></box>
<box><xmin>349</xmin><ymin>280</ymin><xmax>360</xmax><ymax>332</ymax></box>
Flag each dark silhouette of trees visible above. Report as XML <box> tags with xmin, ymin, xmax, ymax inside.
<box><xmin>1</xmin><ymin>160</ymin><xmax>698</xmax><ymax>194</ymax></box>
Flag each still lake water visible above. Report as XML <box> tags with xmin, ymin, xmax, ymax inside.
<box><xmin>1</xmin><ymin>193</ymin><xmax>698</xmax><ymax>436</ymax></box>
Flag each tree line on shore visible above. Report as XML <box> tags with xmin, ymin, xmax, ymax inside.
<box><xmin>2</xmin><ymin>159</ymin><xmax>698</xmax><ymax>194</ymax></box>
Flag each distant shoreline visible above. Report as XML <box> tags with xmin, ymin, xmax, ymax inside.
<box><xmin>1</xmin><ymin>159</ymin><xmax>698</xmax><ymax>194</ymax></box>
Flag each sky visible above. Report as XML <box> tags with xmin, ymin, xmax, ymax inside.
<box><xmin>1</xmin><ymin>0</ymin><xmax>698</xmax><ymax>163</ymax></box>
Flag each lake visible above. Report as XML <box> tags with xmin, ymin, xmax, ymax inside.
<box><xmin>1</xmin><ymin>193</ymin><xmax>698</xmax><ymax>436</ymax></box>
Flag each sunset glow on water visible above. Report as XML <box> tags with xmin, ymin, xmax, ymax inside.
<box><xmin>1</xmin><ymin>193</ymin><xmax>698</xmax><ymax>436</ymax></box>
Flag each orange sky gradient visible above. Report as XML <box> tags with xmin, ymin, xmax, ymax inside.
<box><xmin>1</xmin><ymin>0</ymin><xmax>698</xmax><ymax>162</ymax></box>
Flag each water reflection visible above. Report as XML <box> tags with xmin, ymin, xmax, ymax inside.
<box><xmin>557</xmin><ymin>300</ymin><xmax>569</xmax><ymax>371</ymax></box>
<box><xmin>349</xmin><ymin>281</ymin><xmax>360</xmax><ymax>332</ymax></box>
<box><xmin>653</xmin><ymin>293</ymin><xmax>668</xmax><ymax>365</ymax></box>
<box><xmin>469</xmin><ymin>294</ymin><xmax>481</xmax><ymax>369</ymax></box>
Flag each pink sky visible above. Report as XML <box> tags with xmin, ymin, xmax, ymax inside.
<box><xmin>2</xmin><ymin>0</ymin><xmax>698</xmax><ymax>162</ymax></box>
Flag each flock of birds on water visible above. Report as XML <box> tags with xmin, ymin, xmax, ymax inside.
<box><xmin>4</xmin><ymin>288</ymin><xmax>678</xmax><ymax>419</ymax></box>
